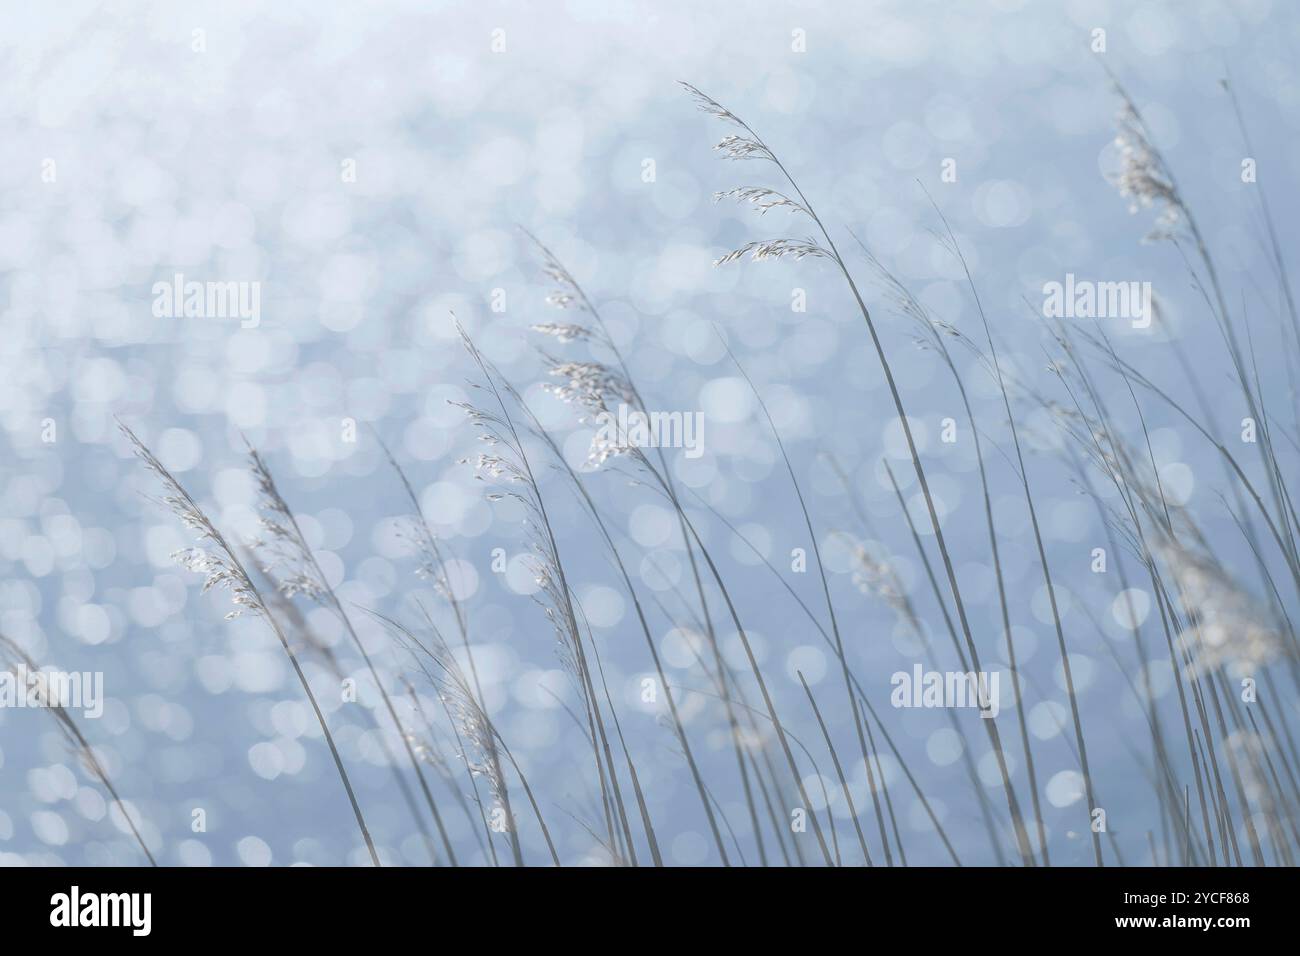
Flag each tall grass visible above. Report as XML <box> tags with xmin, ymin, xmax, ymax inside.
<box><xmin>119</xmin><ymin>422</ymin><xmax>380</xmax><ymax>866</ymax></box>
<box><xmin>0</xmin><ymin>635</ymin><xmax>157</xmax><ymax>866</ymax></box>
<box><xmin>23</xmin><ymin>71</ymin><xmax>1300</xmax><ymax>868</ymax></box>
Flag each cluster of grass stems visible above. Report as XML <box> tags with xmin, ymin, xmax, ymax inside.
<box><xmin>10</xmin><ymin>73</ymin><xmax>1300</xmax><ymax>867</ymax></box>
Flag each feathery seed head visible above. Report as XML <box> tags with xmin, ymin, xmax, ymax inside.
<box><xmin>714</xmin><ymin>238</ymin><xmax>831</xmax><ymax>267</ymax></box>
